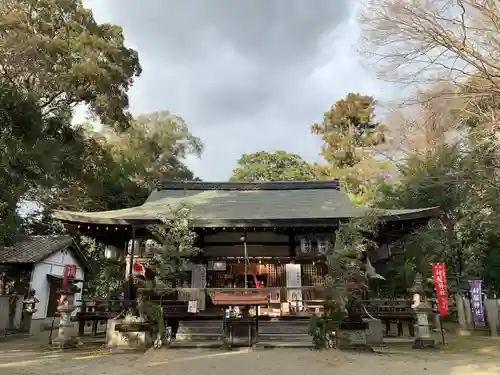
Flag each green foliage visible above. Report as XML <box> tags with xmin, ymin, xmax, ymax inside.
<box><xmin>0</xmin><ymin>0</ymin><xmax>141</xmax><ymax>130</ymax></box>
<box><xmin>309</xmin><ymin>304</ymin><xmax>347</xmax><ymax>350</ymax></box>
<box><xmin>309</xmin><ymin>214</ymin><xmax>378</xmax><ymax>349</ymax></box>
<box><xmin>0</xmin><ymin>80</ymin><xmax>90</xmax><ymax>245</ymax></box>
<box><xmin>309</xmin><ymin>316</ymin><xmax>329</xmax><ymax>350</ymax></box>
<box><xmin>326</xmin><ymin>214</ymin><xmax>380</xmax><ymax>301</ymax></box>
<box><xmin>312</xmin><ymin>93</ymin><xmax>386</xmax><ymax>169</ymax></box>
<box><xmin>311</xmin><ymin>93</ymin><xmax>392</xmax><ymax>201</ymax></box>
<box><xmin>149</xmin><ymin>204</ymin><xmax>201</xmax><ymax>283</ymax></box>
<box><xmin>51</xmin><ymin>111</ymin><xmax>202</xmax><ymax>213</ymax></box>
<box><xmin>374</xmin><ymin>141</ymin><xmax>500</xmax><ymax>296</ymax></box>
<box><xmin>231</xmin><ymin>151</ymin><xmax>317</xmax><ymax>181</ymax></box>
<box><xmin>79</xmin><ymin>236</ymin><xmax>124</xmax><ymax>298</ymax></box>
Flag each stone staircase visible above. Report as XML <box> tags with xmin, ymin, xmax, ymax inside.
<box><xmin>169</xmin><ymin>318</ymin><xmax>313</xmax><ymax>348</ymax></box>
<box><xmin>171</xmin><ymin>319</ymin><xmax>224</xmax><ymax>348</ymax></box>
<box><xmin>257</xmin><ymin>319</ymin><xmax>312</xmax><ymax>348</ymax></box>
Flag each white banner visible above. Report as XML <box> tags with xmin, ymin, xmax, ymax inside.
<box><xmin>190</xmin><ymin>264</ymin><xmax>206</xmax><ymax>311</ymax></box>
<box><xmin>285</xmin><ymin>263</ymin><xmax>302</xmax><ymax>310</ymax></box>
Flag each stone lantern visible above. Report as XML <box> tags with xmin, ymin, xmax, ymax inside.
<box><xmin>411</xmin><ymin>273</ymin><xmax>435</xmax><ymax>349</ymax></box>
<box><xmin>54</xmin><ymin>293</ymin><xmax>79</xmax><ymax>348</ymax></box>
<box><xmin>21</xmin><ymin>289</ymin><xmax>38</xmax><ymax>333</ymax></box>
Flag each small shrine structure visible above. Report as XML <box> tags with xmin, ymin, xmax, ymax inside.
<box><xmin>53</xmin><ymin>180</ymin><xmax>439</xmax><ymax>319</ymax></box>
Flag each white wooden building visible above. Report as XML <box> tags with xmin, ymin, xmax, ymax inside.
<box><xmin>0</xmin><ymin>235</ymin><xmax>90</xmax><ymax>333</ymax></box>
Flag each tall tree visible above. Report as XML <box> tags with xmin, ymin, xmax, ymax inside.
<box><xmin>231</xmin><ymin>151</ymin><xmax>317</xmax><ymax>182</ymax></box>
<box><xmin>374</xmin><ymin>141</ymin><xmax>500</xmax><ymax>295</ymax></box>
<box><xmin>312</xmin><ymin>93</ymin><xmax>386</xmax><ymax>169</ymax></box>
<box><xmin>0</xmin><ymin>81</ymin><xmax>91</xmax><ymax>245</ymax></box>
<box><xmin>311</xmin><ymin>93</ymin><xmax>390</xmax><ymax>202</ymax></box>
<box><xmin>47</xmin><ymin>111</ymin><xmax>203</xmax><ymax>212</ymax></box>
<box><xmin>0</xmin><ymin>0</ymin><xmax>141</xmax><ymax>130</ymax></box>
<box><xmin>359</xmin><ymin>1</ymin><xmax>500</xmax><ymax>111</ymax></box>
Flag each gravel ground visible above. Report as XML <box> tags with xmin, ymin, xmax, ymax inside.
<box><xmin>1</xmin><ymin>347</ymin><xmax>500</xmax><ymax>375</ymax></box>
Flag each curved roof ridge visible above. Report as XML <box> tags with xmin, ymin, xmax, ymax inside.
<box><xmin>153</xmin><ymin>180</ymin><xmax>340</xmax><ymax>191</ymax></box>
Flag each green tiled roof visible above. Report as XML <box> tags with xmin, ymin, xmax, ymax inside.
<box><xmin>0</xmin><ymin>235</ymin><xmax>93</xmax><ymax>273</ymax></box>
<box><xmin>0</xmin><ymin>235</ymin><xmax>73</xmax><ymax>263</ymax></box>
<box><xmin>52</xmin><ymin>181</ymin><xmax>440</xmax><ymax>227</ymax></box>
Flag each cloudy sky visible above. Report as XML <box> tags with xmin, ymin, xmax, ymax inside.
<box><xmin>82</xmin><ymin>0</ymin><xmax>395</xmax><ymax>181</ymax></box>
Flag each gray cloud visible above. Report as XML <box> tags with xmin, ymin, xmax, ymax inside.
<box><xmin>84</xmin><ymin>0</ymin><xmax>389</xmax><ymax>180</ymax></box>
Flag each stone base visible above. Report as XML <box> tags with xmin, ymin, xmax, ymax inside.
<box><xmin>412</xmin><ymin>337</ymin><xmax>436</xmax><ymax>349</ymax></box>
<box><xmin>53</xmin><ymin>323</ymin><xmax>80</xmax><ymax>349</ymax></box>
<box><xmin>340</xmin><ymin>344</ymin><xmax>374</xmax><ymax>353</ymax></box>
<box><xmin>53</xmin><ymin>336</ymin><xmax>80</xmax><ymax>349</ymax></box>
<box><xmin>339</xmin><ymin>328</ymin><xmax>372</xmax><ymax>351</ymax></box>
<box><xmin>106</xmin><ymin>319</ymin><xmax>153</xmax><ymax>350</ymax></box>
<box><xmin>455</xmin><ymin>328</ymin><xmax>471</xmax><ymax>336</ymax></box>
<box><xmin>364</xmin><ymin>319</ymin><xmax>384</xmax><ymax>346</ymax></box>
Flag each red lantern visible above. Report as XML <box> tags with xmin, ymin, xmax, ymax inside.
<box><xmin>62</xmin><ymin>264</ymin><xmax>77</xmax><ymax>289</ymax></box>
<box><xmin>132</xmin><ymin>262</ymin><xmax>145</xmax><ymax>276</ymax></box>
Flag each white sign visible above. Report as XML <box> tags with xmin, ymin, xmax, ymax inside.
<box><xmin>190</xmin><ymin>264</ymin><xmax>206</xmax><ymax>311</ymax></box>
<box><xmin>285</xmin><ymin>263</ymin><xmax>302</xmax><ymax>311</ymax></box>
<box><xmin>188</xmin><ymin>300</ymin><xmax>198</xmax><ymax>313</ymax></box>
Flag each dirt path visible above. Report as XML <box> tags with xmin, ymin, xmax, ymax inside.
<box><xmin>306</xmin><ymin>351</ymin><xmax>500</xmax><ymax>375</ymax></box>
<box><xmin>1</xmin><ymin>341</ymin><xmax>500</xmax><ymax>375</ymax></box>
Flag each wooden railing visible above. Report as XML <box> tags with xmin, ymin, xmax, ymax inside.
<box><xmin>138</xmin><ymin>286</ymin><xmax>327</xmax><ymax>315</ymax></box>
<box><xmin>75</xmin><ymin>299</ymin><xmax>130</xmax><ymax>336</ymax></box>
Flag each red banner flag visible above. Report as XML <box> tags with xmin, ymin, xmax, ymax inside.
<box><xmin>432</xmin><ymin>263</ymin><xmax>449</xmax><ymax>316</ymax></box>
<box><xmin>62</xmin><ymin>264</ymin><xmax>77</xmax><ymax>289</ymax></box>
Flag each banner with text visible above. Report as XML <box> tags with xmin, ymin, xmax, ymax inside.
<box><xmin>431</xmin><ymin>263</ymin><xmax>449</xmax><ymax>317</ymax></box>
<box><xmin>468</xmin><ymin>279</ymin><xmax>485</xmax><ymax>324</ymax></box>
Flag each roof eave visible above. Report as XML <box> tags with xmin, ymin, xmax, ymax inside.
<box><xmin>55</xmin><ymin>208</ymin><xmax>440</xmax><ymax>228</ymax></box>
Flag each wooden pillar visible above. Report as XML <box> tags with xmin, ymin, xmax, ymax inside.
<box><xmin>288</xmin><ymin>229</ymin><xmax>296</xmax><ymax>258</ymax></box>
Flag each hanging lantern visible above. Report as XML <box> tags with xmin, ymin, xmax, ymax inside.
<box><xmin>316</xmin><ymin>236</ymin><xmax>331</xmax><ymax>255</ymax></box>
<box><xmin>132</xmin><ymin>262</ymin><xmax>145</xmax><ymax>277</ymax></box>
<box><xmin>104</xmin><ymin>245</ymin><xmax>123</xmax><ymax>262</ymax></box>
<box><xmin>300</xmin><ymin>237</ymin><xmax>312</xmax><ymax>254</ymax></box>
<box><xmin>127</xmin><ymin>240</ymin><xmax>141</xmax><ymax>255</ymax></box>
<box><xmin>144</xmin><ymin>239</ymin><xmax>156</xmax><ymax>255</ymax></box>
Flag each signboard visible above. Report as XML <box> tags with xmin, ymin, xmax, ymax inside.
<box><xmin>62</xmin><ymin>264</ymin><xmax>77</xmax><ymax>289</ymax></box>
<box><xmin>431</xmin><ymin>263</ymin><xmax>449</xmax><ymax>316</ymax></box>
<box><xmin>190</xmin><ymin>264</ymin><xmax>206</xmax><ymax>311</ymax></box>
<box><xmin>285</xmin><ymin>263</ymin><xmax>302</xmax><ymax>311</ymax></box>
<box><xmin>188</xmin><ymin>300</ymin><xmax>198</xmax><ymax>313</ymax></box>
<box><xmin>468</xmin><ymin>279</ymin><xmax>485</xmax><ymax>323</ymax></box>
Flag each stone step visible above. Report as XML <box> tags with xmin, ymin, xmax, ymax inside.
<box><xmin>177</xmin><ymin>326</ymin><xmax>224</xmax><ymax>334</ymax></box>
<box><xmin>169</xmin><ymin>340</ymin><xmax>224</xmax><ymax>349</ymax></box>
<box><xmin>175</xmin><ymin>333</ymin><xmax>223</xmax><ymax>341</ymax></box>
<box><xmin>257</xmin><ymin>341</ymin><xmax>313</xmax><ymax>348</ymax></box>
<box><xmin>177</xmin><ymin>320</ymin><xmax>222</xmax><ymax>327</ymax></box>
<box><xmin>258</xmin><ymin>333</ymin><xmax>311</xmax><ymax>342</ymax></box>
<box><xmin>258</xmin><ymin>327</ymin><xmax>310</xmax><ymax>334</ymax></box>
<box><xmin>258</xmin><ymin>323</ymin><xmax>310</xmax><ymax>335</ymax></box>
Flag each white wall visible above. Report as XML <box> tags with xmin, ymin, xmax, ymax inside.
<box><xmin>30</xmin><ymin>248</ymin><xmax>85</xmax><ymax>319</ymax></box>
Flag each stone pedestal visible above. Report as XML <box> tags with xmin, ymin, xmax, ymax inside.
<box><xmin>364</xmin><ymin>319</ymin><xmax>384</xmax><ymax>345</ymax></box>
<box><xmin>413</xmin><ymin>306</ymin><xmax>436</xmax><ymax>349</ymax></box>
<box><xmin>432</xmin><ymin>313</ymin><xmax>441</xmax><ymax>332</ymax></box>
<box><xmin>464</xmin><ymin>298</ymin><xmax>473</xmax><ymax>326</ymax></box>
<box><xmin>484</xmin><ymin>299</ymin><xmax>498</xmax><ymax>337</ymax></box>
<box><xmin>54</xmin><ymin>304</ymin><xmax>79</xmax><ymax>348</ymax></box>
<box><xmin>339</xmin><ymin>322</ymin><xmax>373</xmax><ymax>352</ymax></box>
<box><xmin>106</xmin><ymin>318</ymin><xmax>153</xmax><ymax>349</ymax></box>
<box><xmin>455</xmin><ymin>294</ymin><xmax>468</xmax><ymax>332</ymax></box>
